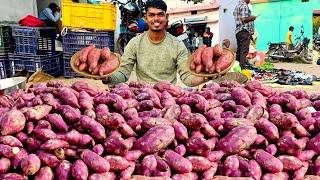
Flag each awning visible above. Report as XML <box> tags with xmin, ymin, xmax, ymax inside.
<box><xmin>184</xmin><ymin>16</ymin><xmax>208</xmax><ymax>23</ymax></box>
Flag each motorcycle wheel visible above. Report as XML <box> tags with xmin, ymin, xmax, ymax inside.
<box><xmin>298</xmin><ymin>49</ymin><xmax>312</xmax><ymax>64</ymax></box>
<box><xmin>116</xmin><ymin>33</ymin><xmax>134</xmax><ymax>55</ymax></box>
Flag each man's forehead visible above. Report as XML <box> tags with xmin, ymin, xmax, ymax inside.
<box><xmin>147</xmin><ymin>7</ymin><xmax>165</xmax><ymax>14</ymax></box>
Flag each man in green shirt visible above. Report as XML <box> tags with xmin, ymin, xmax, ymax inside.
<box><xmin>106</xmin><ymin>0</ymin><xmax>210</xmax><ymax>87</ymax></box>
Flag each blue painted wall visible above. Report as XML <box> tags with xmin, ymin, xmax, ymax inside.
<box><xmin>252</xmin><ymin>0</ymin><xmax>320</xmax><ymax>51</ymax></box>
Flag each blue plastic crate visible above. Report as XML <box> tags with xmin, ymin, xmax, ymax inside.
<box><xmin>12</xmin><ymin>26</ymin><xmax>56</xmax><ymax>55</ymax></box>
<box><xmin>8</xmin><ymin>53</ymin><xmax>61</xmax><ymax>77</ymax></box>
<box><xmin>63</xmin><ymin>67</ymin><xmax>78</xmax><ymax>78</ymax></box>
<box><xmin>62</xmin><ymin>30</ymin><xmax>114</xmax><ymax>54</ymax></box>
<box><xmin>62</xmin><ymin>52</ymin><xmax>78</xmax><ymax>78</ymax></box>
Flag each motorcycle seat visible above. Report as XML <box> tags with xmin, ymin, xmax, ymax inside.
<box><xmin>269</xmin><ymin>42</ymin><xmax>286</xmax><ymax>46</ymax></box>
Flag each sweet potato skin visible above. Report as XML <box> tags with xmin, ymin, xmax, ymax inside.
<box><xmin>81</xmin><ymin>150</ymin><xmax>110</xmax><ymax>173</ymax></box>
<box><xmin>163</xmin><ymin>150</ymin><xmax>192</xmax><ymax>173</ymax></box>
<box><xmin>20</xmin><ymin>154</ymin><xmax>41</xmax><ymax>176</ymax></box>
<box><xmin>72</xmin><ymin>160</ymin><xmax>89</xmax><ymax>180</ymax></box>
<box><xmin>0</xmin><ymin>110</ymin><xmax>26</xmax><ymax>135</ymax></box>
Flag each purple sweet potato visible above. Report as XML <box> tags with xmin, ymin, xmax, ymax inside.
<box><xmin>164</xmin><ymin>104</ymin><xmax>181</xmax><ymax>120</ymax></box>
<box><xmin>105</xmin><ymin>155</ymin><xmax>130</xmax><ymax>171</ymax></box>
<box><xmin>92</xmin><ymin>144</ymin><xmax>104</xmax><ymax>156</ymax></box>
<box><xmin>20</xmin><ymin>154</ymin><xmax>41</xmax><ymax>175</ymax></box>
<box><xmin>265</xmin><ymin>144</ymin><xmax>277</xmax><ymax>156</ymax></box>
<box><xmin>35</xmin><ymin>120</ymin><xmax>51</xmax><ymax>129</ymax></box>
<box><xmin>207</xmin><ymin>150</ymin><xmax>225</xmax><ymax>162</ymax></box>
<box><xmin>224</xmin><ymin>155</ymin><xmax>239</xmax><ymax>173</ymax></box>
<box><xmin>0</xmin><ymin>144</ymin><xmax>20</xmax><ymax>158</ymax></box>
<box><xmin>278</xmin><ymin>155</ymin><xmax>302</xmax><ymax>171</ymax></box>
<box><xmin>0</xmin><ymin>135</ymin><xmax>23</xmax><ymax>147</ymax></box>
<box><xmin>202</xmin><ymin>163</ymin><xmax>218</xmax><ymax>180</ymax></box>
<box><xmin>79</xmin><ymin>115</ymin><xmax>106</xmax><ymax>140</ymax></box>
<box><xmin>133</xmin><ymin>125</ymin><xmax>175</xmax><ymax>154</ymax></box>
<box><xmin>59</xmin><ymin>105</ymin><xmax>81</xmax><ymax>124</ymax></box>
<box><xmin>119</xmin><ymin>123</ymin><xmax>137</xmax><ymax>137</ymax></box>
<box><xmin>120</xmin><ymin>162</ymin><xmax>135</xmax><ymax>179</ymax></box>
<box><xmin>32</xmin><ymin>128</ymin><xmax>56</xmax><ymax>141</ymax></box>
<box><xmin>224</xmin><ymin>118</ymin><xmax>255</xmax><ymax>130</ymax></box>
<box><xmin>40</xmin><ymin>139</ymin><xmax>70</xmax><ymax>151</ymax></box>
<box><xmin>124</xmin><ymin>150</ymin><xmax>142</xmax><ymax>161</ymax></box>
<box><xmin>293</xmin><ymin>161</ymin><xmax>309</xmax><ymax>179</ymax></box>
<box><xmin>307</xmin><ymin>133</ymin><xmax>320</xmax><ymax>153</ymax></box>
<box><xmin>81</xmin><ymin>150</ymin><xmax>110</xmax><ymax>173</ymax></box>
<box><xmin>175</xmin><ymin>144</ymin><xmax>187</xmax><ymax>156</ymax></box>
<box><xmin>97</xmin><ymin>112</ymin><xmax>125</xmax><ymax>129</ymax></box>
<box><xmin>231</xmin><ymin>87</ymin><xmax>252</xmax><ymax>107</ymax></box>
<box><xmin>24</xmin><ymin>104</ymin><xmax>52</xmax><ymax>121</ymax></box>
<box><xmin>58</xmin><ymin>87</ymin><xmax>80</xmax><ymax>108</ymax></box>
<box><xmin>246</xmin><ymin>105</ymin><xmax>264</xmax><ymax>122</ymax></box>
<box><xmin>12</xmin><ymin>149</ymin><xmax>28</xmax><ymax>169</ymax></box>
<box><xmin>163</xmin><ymin>150</ymin><xmax>192</xmax><ymax>173</ymax></box>
<box><xmin>41</xmin><ymin>93</ymin><xmax>60</xmax><ymax>109</ymax></box>
<box><xmin>0</xmin><ymin>109</ymin><xmax>26</xmax><ymax>135</ymax></box>
<box><xmin>72</xmin><ymin>81</ymin><xmax>100</xmax><ymax>97</ymax></box>
<box><xmin>72</xmin><ymin>160</ymin><xmax>89</xmax><ymax>180</ymax></box>
<box><xmin>0</xmin><ymin>157</ymin><xmax>10</xmax><ymax>173</ymax></box>
<box><xmin>153</xmin><ymin>157</ymin><xmax>171</xmax><ymax>177</ymax></box>
<box><xmin>245</xmin><ymin>160</ymin><xmax>262</xmax><ymax>180</ymax></box>
<box><xmin>278</xmin><ymin>134</ymin><xmax>303</xmax><ymax>155</ymax></box>
<box><xmin>47</xmin><ymin>113</ymin><xmax>68</xmax><ymax>132</ymax></box>
<box><xmin>179</xmin><ymin>112</ymin><xmax>207</xmax><ymax>129</ymax></box>
<box><xmin>79</xmin><ymin>91</ymin><xmax>94</xmax><ymax>110</ymax></box>
<box><xmin>37</xmin><ymin>150</ymin><xmax>60</xmax><ymax>167</ymax></box>
<box><xmin>141</xmin><ymin>117</ymin><xmax>175</xmax><ymax>129</ymax></box>
<box><xmin>201</xmin><ymin>123</ymin><xmax>219</xmax><ymax>138</ymax></box>
<box><xmin>254</xmin><ymin>149</ymin><xmax>283</xmax><ymax>173</ymax></box>
<box><xmin>216</xmin><ymin>126</ymin><xmax>257</xmax><ymax>154</ymax></box>
<box><xmin>186</xmin><ymin>136</ymin><xmax>211</xmax><ymax>156</ymax></box>
<box><xmin>34</xmin><ymin>166</ymin><xmax>54</xmax><ymax>180</ymax></box>
<box><xmin>297</xmin><ymin>150</ymin><xmax>315</xmax><ymax>161</ymax></box>
<box><xmin>269</xmin><ymin>112</ymin><xmax>296</xmax><ymax>130</ymax></box>
<box><xmin>292</xmin><ymin>122</ymin><xmax>310</xmax><ymax>137</ymax></box>
<box><xmin>172</xmin><ymin>121</ymin><xmax>188</xmax><ymax>141</ymax></box>
<box><xmin>26</xmin><ymin>137</ymin><xmax>41</xmax><ymax>152</ymax></box>
<box><xmin>187</xmin><ymin>156</ymin><xmax>211</xmax><ymax>172</ymax></box>
<box><xmin>104</xmin><ymin>135</ymin><xmax>129</xmax><ymax>156</ymax></box>
<box><xmin>255</xmin><ymin>118</ymin><xmax>279</xmax><ymax>141</ymax></box>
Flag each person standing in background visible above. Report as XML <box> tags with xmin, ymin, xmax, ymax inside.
<box><xmin>203</xmin><ymin>27</ymin><xmax>213</xmax><ymax>47</ymax></box>
<box><xmin>192</xmin><ymin>32</ymin><xmax>200</xmax><ymax>51</ymax></box>
<box><xmin>233</xmin><ymin>0</ymin><xmax>257</xmax><ymax>69</ymax></box>
<box><xmin>286</xmin><ymin>26</ymin><xmax>294</xmax><ymax>50</ymax></box>
<box><xmin>39</xmin><ymin>3</ymin><xmax>61</xmax><ymax>27</ymax></box>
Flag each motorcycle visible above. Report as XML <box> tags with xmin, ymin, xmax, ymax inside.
<box><xmin>113</xmin><ymin>0</ymin><xmax>192</xmax><ymax>55</ymax></box>
<box><xmin>313</xmin><ymin>33</ymin><xmax>320</xmax><ymax>51</ymax></box>
<box><xmin>266</xmin><ymin>25</ymin><xmax>312</xmax><ymax>63</ymax></box>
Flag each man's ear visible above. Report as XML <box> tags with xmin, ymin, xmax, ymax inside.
<box><xmin>166</xmin><ymin>14</ymin><xmax>169</xmax><ymax>19</ymax></box>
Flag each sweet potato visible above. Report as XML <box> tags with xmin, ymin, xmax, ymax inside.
<box><xmin>231</xmin><ymin>87</ymin><xmax>252</xmax><ymax>107</ymax></box>
<box><xmin>264</xmin><ymin>144</ymin><xmax>277</xmax><ymax>156</ymax></box>
<box><xmin>120</xmin><ymin>162</ymin><xmax>135</xmax><ymax>179</ymax></box>
<box><xmin>119</xmin><ymin>123</ymin><xmax>137</xmax><ymax>137</ymax></box>
<box><xmin>104</xmin><ymin>135</ymin><xmax>129</xmax><ymax>156</ymax></box>
<box><xmin>41</xmin><ymin>93</ymin><xmax>60</xmax><ymax>109</ymax></box>
<box><xmin>112</xmin><ymin>88</ymin><xmax>134</xmax><ymax>99</ymax></box>
<box><xmin>163</xmin><ymin>150</ymin><xmax>192</xmax><ymax>173</ymax></box>
<box><xmin>269</xmin><ymin>112</ymin><xmax>296</xmax><ymax>130</ymax></box>
<box><xmin>72</xmin><ymin>160</ymin><xmax>89</xmax><ymax>180</ymax></box>
<box><xmin>254</xmin><ymin>149</ymin><xmax>283</xmax><ymax>173</ymax></box>
<box><xmin>186</xmin><ymin>136</ymin><xmax>211</xmax><ymax>156</ymax></box>
<box><xmin>154</xmin><ymin>81</ymin><xmax>184</xmax><ymax>97</ymax></box>
<box><xmin>245</xmin><ymin>160</ymin><xmax>262</xmax><ymax>180</ymax></box>
<box><xmin>172</xmin><ymin>121</ymin><xmax>188</xmax><ymax>141</ymax></box>
<box><xmin>35</xmin><ymin>120</ymin><xmax>51</xmax><ymax>129</ymax></box>
<box><xmin>33</xmin><ymin>128</ymin><xmax>57</xmax><ymax>141</ymax></box>
<box><xmin>0</xmin><ymin>109</ymin><xmax>26</xmax><ymax>135</ymax></box>
<box><xmin>37</xmin><ymin>150</ymin><xmax>60</xmax><ymax>167</ymax></box>
<box><xmin>292</xmin><ymin>122</ymin><xmax>310</xmax><ymax>137</ymax></box>
<box><xmin>34</xmin><ymin>166</ymin><xmax>54</xmax><ymax>180</ymax></box>
<box><xmin>104</xmin><ymin>155</ymin><xmax>130</xmax><ymax>171</ymax></box>
<box><xmin>224</xmin><ymin>118</ymin><xmax>254</xmax><ymax>130</ymax></box>
<box><xmin>80</xmin><ymin>45</ymin><xmax>95</xmax><ymax>63</ymax></box>
<box><xmin>315</xmin><ymin>156</ymin><xmax>320</xmax><ymax>176</ymax></box>
<box><xmin>187</xmin><ymin>156</ymin><xmax>211</xmax><ymax>172</ymax></box>
<box><xmin>79</xmin><ymin>115</ymin><xmax>106</xmax><ymax>140</ymax></box>
<box><xmin>54</xmin><ymin>148</ymin><xmax>65</xmax><ymax>160</ymax></box>
<box><xmin>78</xmin><ymin>91</ymin><xmax>94</xmax><ymax>110</ymax></box>
<box><xmin>79</xmin><ymin>63</ymin><xmax>88</xmax><ymax>71</ymax></box>
<box><xmin>0</xmin><ymin>135</ymin><xmax>23</xmax><ymax>147</ymax></box>
<box><xmin>278</xmin><ymin>134</ymin><xmax>303</xmax><ymax>155</ymax></box>
<box><xmin>179</xmin><ymin>112</ymin><xmax>207</xmax><ymax>129</ymax></box>
<box><xmin>47</xmin><ymin>113</ymin><xmax>68</xmax><ymax>132</ymax></box>
<box><xmin>132</xmin><ymin>176</ymin><xmax>171</xmax><ymax>180</ymax></box>
<box><xmin>0</xmin><ymin>157</ymin><xmax>10</xmax><ymax>173</ymax></box>
<box><xmin>99</xmin><ymin>54</ymin><xmax>119</xmax><ymax>75</ymax></box>
<box><xmin>202</xmin><ymin>163</ymin><xmax>218</xmax><ymax>180</ymax></box>
<box><xmin>261</xmin><ymin>172</ymin><xmax>290</xmax><ymax>180</ymax></box>
<box><xmin>40</xmin><ymin>139</ymin><xmax>69</xmax><ymax>151</ymax></box>
<box><xmin>26</xmin><ymin>137</ymin><xmax>41</xmax><ymax>152</ymax></box>
<box><xmin>164</xmin><ymin>104</ymin><xmax>181</xmax><ymax>120</ymax></box>
<box><xmin>59</xmin><ymin>105</ymin><xmax>81</xmax><ymax>123</ymax></box>
<box><xmin>153</xmin><ymin>157</ymin><xmax>171</xmax><ymax>177</ymax></box>
<box><xmin>297</xmin><ymin>150</ymin><xmax>315</xmax><ymax>161</ymax></box>
<box><xmin>133</xmin><ymin>125</ymin><xmax>175</xmax><ymax>154</ymax></box>
<box><xmin>278</xmin><ymin>155</ymin><xmax>302</xmax><ymax>171</ymax></box>
<box><xmin>213</xmin><ymin>44</ymin><xmax>223</xmax><ymax>56</ymax></box>
<box><xmin>124</xmin><ymin>150</ymin><xmax>142</xmax><ymax>161</ymax></box>
<box><xmin>217</xmin><ymin>126</ymin><xmax>257</xmax><ymax>154</ymax></box>
<box><xmin>72</xmin><ymin>81</ymin><xmax>100</xmax><ymax>97</ymax></box>
<box><xmin>216</xmin><ymin>50</ymin><xmax>234</xmax><ymax>73</ymax></box>
<box><xmin>307</xmin><ymin>133</ymin><xmax>320</xmax><ymax>153</ymax></box>
<box><xmin>224</xmin><ymin>155</ymin><xmax>239</xmax><ymax>173</ymax></box>
<box><xmin>174</xmin><ymin>144</ymin><xmax>186</xmax><ymax>156</ymax></box>
<box><xmin>80</xmin><ymin>150</ymin><xmax>110</xmax><ymax>173</ymax></box>
<box><xmin>20</xmin><ymin>154</ymin><xmax>41</xmax><ymax>175</ymax></box>
<box><xmin>87</xmin><ymin>48</ymin><xmax>101</xmax><ymax>71</ymax></box>
<box><xmin>92</xmin><ymin>144</ymin><xmax>104</xmax><ymax>156</ymax></box>
<box><xmin>255</xmin><ymin>118</ymin><xmax>279</xmax><ymax>141</ymax></box>
<box><xmin>12</xmin><ymin>149</ymin><xmax>28</xmax><ymax>169</ymax></box>
<box><xmin>57</xmin><ymin>87</ymin><xmax>79</xmax><ymax>108</ymax></box>
<box><xmin>207</xmin><ymin>150</ymin><xmax>225</xmax><ymax>162</ymax></box>
<box><xmin>193</xmin><ymin>45</ymin><xmax>206</xmax><ymax>65</ymax></box>
<box><xmin>293</xmin><ymin>161</ymin><xmax>309</xmax><ymax>179</ymax></box>
<box><xmin>101</xmin><ymin>47</ymin><xmax>111</xmax><ymax>61</ymax></box>
<box><xmin>202</xmin><ymin>47</ymin><xmax>214</xmax><ymax>71</ymax></box>
<box><xmin>0</xmin><ymin>144</ymin><xmax>20</xmax><ymax>158</ymax></box>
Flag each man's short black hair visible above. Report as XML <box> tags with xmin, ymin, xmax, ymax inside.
<box><xmin>289</xmin><ymin>26</ymin><xmax>294</xmax><ymax>31</ymax></box>
<box><xmin>48</xmin><ymin>3</ymin><xmax>59</xmax><ymax>10</ymax></box>
<box><xmin>145</xmin><ymin>0</ymin><xmax>167</xmax><ymax>13</ymax></box>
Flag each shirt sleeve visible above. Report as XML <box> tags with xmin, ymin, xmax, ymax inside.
<box><xmin>43</xmin><ymin>8</ymin><xmax>60</xmax><ymax>22</ymax></box>
<box><xmin>109</xmin><ymin>38</ymin><xmax>137</xmax><ymax>84</ymax></box>
<box><xmin>177</xmin><ymin>42</ymin><xmax>196</xmax><ymax>87</ymax></box>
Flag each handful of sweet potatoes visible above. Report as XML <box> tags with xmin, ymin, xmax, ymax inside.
<box><xmin>75</xmin><ymin>45</ymin><xmax>120</xmax><ymax>76</ymax></box>
<box><xmin>190</xmin><ymin>44</ymin><xmax>233</xmax><ymax>74</ymax></box>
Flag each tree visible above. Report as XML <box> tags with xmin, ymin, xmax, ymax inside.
<box><xmin>185</xmin><ymin>0</ymin><xmax>205</xmax><ymax>4</ymax></box>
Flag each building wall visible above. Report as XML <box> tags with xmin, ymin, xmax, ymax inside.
<box><xmin>0</xmin><ymin>0</ymin><xmax>38</xmax><ymax>21</ymax></box>
<box><xmin>252</xmin><ymin>0</ymin><xmax>320</xmax><ymax>51</ymax></box>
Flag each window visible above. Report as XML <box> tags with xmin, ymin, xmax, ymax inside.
<box><xmin>302</xmin><ymin>0</ymin><xmax>309</xmax><ymax>2</ymax></box>
<box><xmin>191</xmin><ymin>10</ymin><xmax>197</xmax><ymax>15</ymax></box>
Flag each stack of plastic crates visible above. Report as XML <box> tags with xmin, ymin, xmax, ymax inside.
<box><xmin>9</xmin><ymin>26</ymin><xmax>61</xmax><ymax>77</ymax></box>
<box><xmin>62</xmin><ymin>29</ymin><xmax>114</xmax><ymax>77</ymax></box>
<box><xmin>0</xmin><ymin>22</ymin><xmax>15</xmax><ymax>79</ymax></box>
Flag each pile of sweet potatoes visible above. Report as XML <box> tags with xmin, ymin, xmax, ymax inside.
<box><xmin>1</xmin><ymin>80</ymin><xmax>320</xmax><ymax>179</ymax></box>
<box><xmin>75</xmin><ymin>45</ymin><xmax>120</xmax><ymax>76</ymax></box>
<box><xmin>190</xmin><ymin>44</ymin><xmax>234</xmax><ymax>74</ymax></box>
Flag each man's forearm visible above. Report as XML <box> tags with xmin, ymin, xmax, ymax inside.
<box><xmin>242</xmin><ymin>16</ymin><xmax>255</xmax><ymax>23</ymax></box>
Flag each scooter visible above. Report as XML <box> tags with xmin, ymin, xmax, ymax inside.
<box><xmin>267</xmin><ymin>25</ymin><xmax>312</xmax><ymax>63</ymax></box>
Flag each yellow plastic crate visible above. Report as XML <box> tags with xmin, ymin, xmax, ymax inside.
<box><xmin>62</xmin><ymin>0</ymin><xmax>116</xmax><ymax>31</ymax></box>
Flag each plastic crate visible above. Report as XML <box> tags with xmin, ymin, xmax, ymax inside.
<box><xmin>12</xmin><ymin>26</ymin><xmax>56</xmax><ymax>55</ymax></box>
<box><xmin>62</xmin><ymin>0</ymin><xmax>116</xmax><ymax>31</ymax></box>
<box><xmin>8</xmin><ymin>53</ymin><xmax>61</xmax><ymax>77</ymax></box>
<box><xmin>62</xmin><ymin>52</ymin><xmax>78</xmax><ymax>78</ymax></box>
<box><xmin>0</xmin><ymin>23</ymin><xmax>15</xmax><ymax>53</ymax></box>
<box><xmin>62</xmin><ymin>30</ymin><xmax>114</xmax><ymax>53</ymax></box>
<box><xmin>0</xmin><ymin>53</ymin><xmax>11</xmax><ymax>78</ymax></box>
